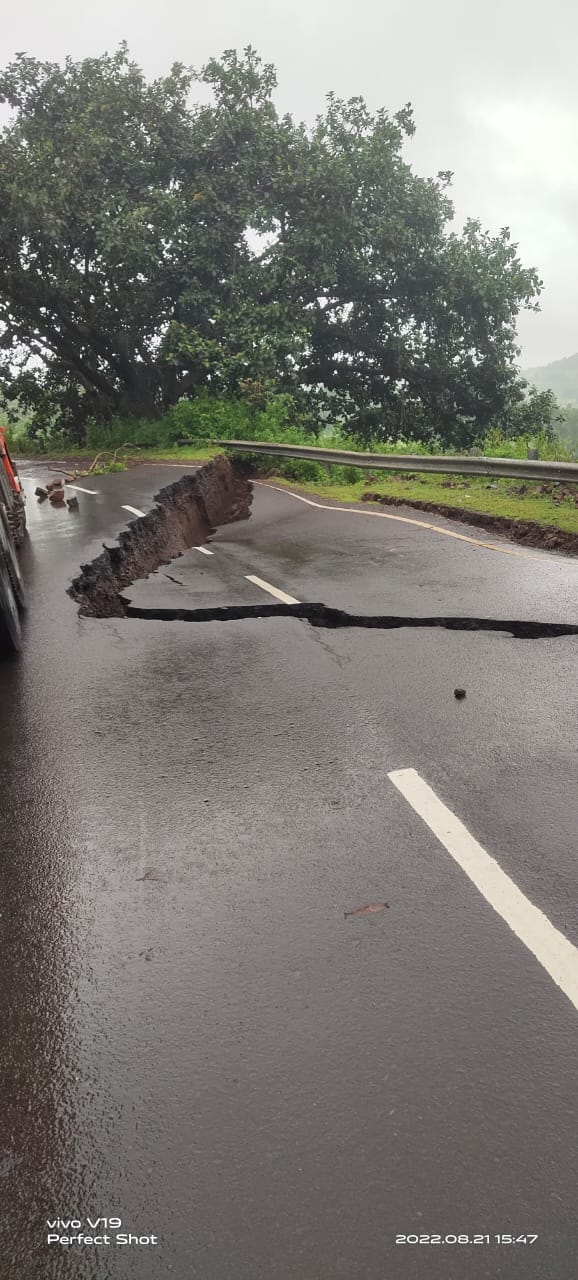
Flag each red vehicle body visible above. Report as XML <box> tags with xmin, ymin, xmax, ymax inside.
<box><xmin>0</xmin><ymin>429</ymin><xmax>26</xmax><ymax>653</ymax></box>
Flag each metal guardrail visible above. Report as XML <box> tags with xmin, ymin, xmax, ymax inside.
<box><xmin>217</xmin><ymin>440</ymin><xmax>578</xmax><ymax>485</ymax></box>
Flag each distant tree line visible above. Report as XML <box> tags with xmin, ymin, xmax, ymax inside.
<box><xmin>555</xmin><ymin>402</ymin><xmax>578</xmax><ymax>452</ymax></box>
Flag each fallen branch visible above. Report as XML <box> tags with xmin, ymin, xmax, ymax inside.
<box><xmin>49</xmin><ymin>443</ymin><xmax>141</xmax><ymax>481</ymax></box>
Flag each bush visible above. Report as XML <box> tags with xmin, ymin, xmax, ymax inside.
<box><xmin>85</xmin><ymin>415</ymin><xmax>176</xmax><ymax>450</ymax></box>
<box><xmin>17</xmin><ymin>385</ymin><xmax>577</xmax><ymax>477</ymax></box>
<box><xmin>481</xmin><ymin>427</ymin><xmax>574</xmax><ymax>462</ymax></box>
<box><xmin>280</xmin><ymin>459</ymin><xmax>326</xmax><ymax>483</ymax></box>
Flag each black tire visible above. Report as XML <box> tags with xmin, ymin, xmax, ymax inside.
<box><xmin>0</xmin><ymin>548</ymin><xmax>21</xmax><ymax>655</ymax></box>
<box><xmin>0</xmin><ymin>506</ymin><xmax>25</xmax><ymax>608</ymax></box>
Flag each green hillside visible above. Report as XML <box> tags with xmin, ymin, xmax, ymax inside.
<box><xmin>524</xmin><ymin>352</ymin><xmax>578</xmax><ymax>404</ymax></box>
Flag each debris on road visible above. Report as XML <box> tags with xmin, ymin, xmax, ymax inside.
<box><xmin>48</xmin><ymin>443</ymin><xmax>138</xmax><ymax>483</ymax></box>
<box><xmin>36</xmin><ymin>479</ymin><xmax>79</xmax><ymax>510</ymax></box>
<box><xmin>454</xmin><ymin>687</ymin><xmax>466</xmax><ymax>700</ymax></box>
<box><xmin>344</xmin><ymin>902</ymin><xmax>389</xmax><ymax>919</ymax></box>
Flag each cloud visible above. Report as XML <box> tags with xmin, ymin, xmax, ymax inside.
<box><xmin>453</xmin><ymin>97</ymin><xmax>578</xmax><ymax>363</ymax></box>
<box><xmin>466</xmin><ymin>98</ymin><xmax>578</xmax><ymax>193</ymax></box>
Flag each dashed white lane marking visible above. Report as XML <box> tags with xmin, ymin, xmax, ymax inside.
<box><xmin>388</xmin><ymin>767</ymin><xmax>578</xmax><ymax>1013</ymax></box>
<box><xmin>254</xmin><ymin>481</ymin><xmax>567</xmax><ymax>566</ymax></box>
<box><xmin>245</xmin><ymin>574</ymin><xmax>299</xmax><ymax>605</ymax></box>
<box><xmin>194</xmin><ymin>546</ymin><xmax>214</xmax><ymax>556</ymax></box>
<box><xmin>122</xmin><ymin>504</ymin><xmax>146</xmax><ymax>518</ymax></box>
<box><xmin>64</xmin><ymin>483</ymin><xmax>99</xmax><ymax>495</ymax></box>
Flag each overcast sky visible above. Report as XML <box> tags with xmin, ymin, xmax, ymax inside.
<box><xmin>2</xmin><ymin>0</ymin><xmax>577</xmax><ymax>366</ymax></box>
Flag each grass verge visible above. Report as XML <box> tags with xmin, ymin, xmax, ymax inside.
<box><xmin>141</xmin><ymin>450</ymin><xmax>578</xmax><ymax>543</ymax></box>
<box><xmin>252</xmin><ymin>471</ymin><xmax>578</xmax><ymax>535</ymax></box>
<box><xmin>138</xmin><ymin>445</ymin><xmax>221</xmax><ymax>465</ymax></box>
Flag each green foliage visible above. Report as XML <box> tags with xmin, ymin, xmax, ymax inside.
<box><xmin>481</xmin><ymin>426</ymin><xmax>574</xmax><ymax>461</ymax></box>
<box><xmin>83</xmin><ymin>388</ymin><xmax>312</xmax><ymax>450</ymax></box>
<box><xmin>0</xmin><ymin>44</ymin><xmax>542</xmax><ymax>448</ymax></box>
<box><xmin>0</xmin><ymin>45</ymin><xmax>285</xmax><ymax>437</ymax></box>
<box><xmin>496</xmin><ymin>384</ymin><xmax>560</xmax><ymax>441</ymax></box>
<box><xmin>91</xmin><ymin>460</ymin><xmax>126</xmax><ymax>474</ymax></box>
<box><xmin>354</xmin><ymin>426</ymin><xmax>572</xmax><ymax>462</ymax></box>
<box><xmin>74</xmin><ymin>383</ymin><xmax>574</xmax><ymax>472</ymax></box>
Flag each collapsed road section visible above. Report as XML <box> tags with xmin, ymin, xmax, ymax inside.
<box><xmin>68</xmin><ymin>457</ymin><xmax>578</xmax><ymax>639</ymax></box>
<box><xmin>68</xmin><ymin>456</ymin><xmax>252</xmax><ymax>617</ymax></box>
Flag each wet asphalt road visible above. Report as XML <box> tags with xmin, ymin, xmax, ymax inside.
<box><xmin>1</xmin><ymin>461</ymin><xmax>577</xmax><ymax>1280</ymax></box>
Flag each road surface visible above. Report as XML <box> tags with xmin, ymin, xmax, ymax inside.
<box><xmin>1</xmin><ymin>461</ymin><xmax>577</xmax><ymax>1279</ymax></box>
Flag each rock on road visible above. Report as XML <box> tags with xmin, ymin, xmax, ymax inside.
<box><xmin>1</xmin><ymin>461</ymin><xmax>577</xmax><ymax>1280</ymax></box>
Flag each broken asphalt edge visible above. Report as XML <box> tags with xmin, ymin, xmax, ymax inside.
<box><xmin>67</xmin><ymin>455</ymin><xmax>578</xmax><ymax>639</ymax></box>
<box><xmin>68</xmin><ymin>455</ymin><xmax>253</xmax><ymax>618</ymax></box>
<box><xmin>360</xmin><ymin>491</ymin><xmax>578</xmax><ymax>557</ymax></box>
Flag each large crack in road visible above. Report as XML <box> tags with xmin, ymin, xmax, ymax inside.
<box><xmin>119</xmin><ymin>601</ymin><xmax>578</xmax><ymax>640</ymax></box>
<box><xmin>68</xmin><ymin>456</ymin><xmax>252</xmax><ymax>617</ymax></box>
<box><xmin>68</xmin><ymin>457</ymin><xmax>578</xmax><ymax>640</ymax></box>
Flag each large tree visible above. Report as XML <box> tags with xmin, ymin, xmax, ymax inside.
<box><xmin>0</xmin><ymin>45</ymin><xmax>282</xmax><ymax>435</ymax></box>
<box><xmin>245</xmin><ymin>94</ymin><xmax>544</xmax><ymax>444</ymax></box>
<box><xmin>0</xmin><ymin>44</ymin><xmax>542</xmax><ymax>444</ymax></box>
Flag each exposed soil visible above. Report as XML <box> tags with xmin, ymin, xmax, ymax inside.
<box><xmin>360</xmin><ymin>492</ymin><xmax>578</xmax><ymax>556</ymax></box>
<box><xmin>69</xmin><ymin>455</ymin><xmax>252</xmax><ymax>618</ymax></box>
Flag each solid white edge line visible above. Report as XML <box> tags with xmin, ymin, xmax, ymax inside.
<box><xmin>245</xmin><ymin>574</ymin><xmax>299</xmax><ymax>605</ymax></box>
<box><xmin>194</xmin><ymin>546</ymin><xmax>214</xmax><ymax>555</ymax></box>
<box><xmin>122</xmin><ymin>504</ymin><xmax>146</xmax><ymax>517</ymax></box>
<box><xmin>252</xmin><ymin>481</ymin><xmax>567</xmax><ymax>566</ymax></box>
<box><xmin>388</xmin><ymin>767</ymin><xmax>578</xmax><ymax>1013</ymax></box>
<box><xmin>64</xmin><ymin>483</ymin><xmax>99</xmax><ymax>495</ymax></box>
